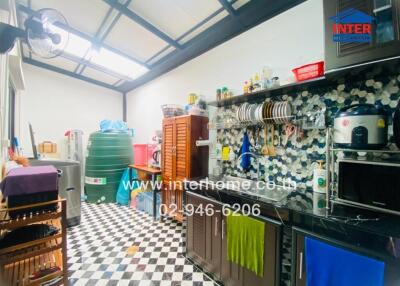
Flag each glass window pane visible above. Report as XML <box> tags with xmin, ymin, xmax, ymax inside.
<box><xmin>373</xmin><ymin>0</ymin><xmax>394</xmax><ymax>44</ymax></box>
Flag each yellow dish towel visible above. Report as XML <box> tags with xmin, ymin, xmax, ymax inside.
<box><xmin>227</xmin><ymin>211</ymin><xmax>265</xmax><ymax>277</ymax></box>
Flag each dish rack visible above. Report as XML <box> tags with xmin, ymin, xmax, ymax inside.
<box><xmin>209</xmin><ymin>115</ymin><xmax>299</xmax><ymax>130</ymax></box>
<box><xmin>0</xmin><ymin>199</ymin><xmax>68</xmax><ymax>286</ymax></box>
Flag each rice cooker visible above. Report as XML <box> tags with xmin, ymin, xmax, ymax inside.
<box><xmin>333</xmin><ymin>104</ymin><xmax>388</xmax><ymax>149</ymax></box>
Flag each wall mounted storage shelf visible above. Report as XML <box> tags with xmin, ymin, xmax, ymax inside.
<box><xmin>208</xmin><ymin>77</ymin><xmax>327</xmax><ymax>107</ymax></box>
<box><xmin>208</xmin><ymin>56</ymin><xmax>400</xmax><ymax>108</ymax></box>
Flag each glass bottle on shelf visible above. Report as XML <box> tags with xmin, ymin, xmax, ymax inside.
<box><xmin>216</xmin><ymin>88</ymin><xmax>221</xmax><ymax>101</ymax></box>
<box><xmin>243</xmin><ymin>81</ymin><xmax>249</xmax><ymax>94</ymax></box>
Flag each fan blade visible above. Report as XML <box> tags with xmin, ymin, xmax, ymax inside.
<box><xmin>49</xmin><ymin>33</ymin><xmax>61</xmax><ymax>45</ymax></box>
<box><xmin>0</xmin><ymin>23</ymin><xmax>25</xmax><ymax>54</ymax></box>
<box><xmin>24</xmin><ymin>17</ymin><xmax>44</xmax><ymax>35</ymax></box>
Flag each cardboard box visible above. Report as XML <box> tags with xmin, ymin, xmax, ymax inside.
<box><xmin>38</xmin><ymin>141</ymin><xmax>57</xmax><ymax>153</ymax></box>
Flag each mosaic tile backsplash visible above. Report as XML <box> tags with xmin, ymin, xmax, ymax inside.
<box><xmin>215</xmin><ymin>69</ymin><xmax>400</xmax><ymax>191</ymax></box>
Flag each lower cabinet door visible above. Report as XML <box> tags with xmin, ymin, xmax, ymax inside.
<box><xmin>221</xmin><ymin>215</ymin><xmax>244</xmax><ymax>286</ymax></box>
<box><xmin>162</xmin><ymin>183</ymin><xmax>174</xmax><ymax>215</ymax></box>
<box><xmin>243</xmin><ymin>222</ymin><xmax>280</xmax><ymax>286</ymax></box>
<box><xmin>292</xmin><ymin>229</ymin><xmax>400</xmax><ymax>286</ymax></box>
<box><xmin>186</xmin><ymin>193</ymin><xmax>207</xmax><ymax>264</ymax></box>
<box><xmin>293</xmin><ymin>232</ymin><xmax>306</xmax><ymax>286</ymax></box>
<box><xmin>205</xmin><ymin>204</ymin><xmax>222</xmax><ymax>280</ymax></box>
<box><xmin>221</xmin><ymin>214</ymin><xmax>281</xmax><ymax>286</ymax></box>
<box><xmin>175</xmin><ymin>188</ymin><xmax>184</xmax><ymax>222</ymax></box>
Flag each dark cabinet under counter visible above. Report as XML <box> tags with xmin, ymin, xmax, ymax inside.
<box><xmin>186</xmin><ymin>192</ymin><xmax>223</xmax><ymax>279</ymax></box>
<box><xmin>292</xmin><ymin>227</ymin><xmax>400</xmax><ymax>286</ymax></box>
<box><xmin>186</xmin><ymin>191</ymin><xmax>282</xmax><ymax>286</ymax></box>
<box><xmin>324</xmin><ymin>0</ymin><xmax>400</xmax><ymax>72</ymax></box>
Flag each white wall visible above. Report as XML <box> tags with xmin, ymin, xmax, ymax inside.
<box><xmin>127</xmin><ymin>0</ymin><xmax>324</xmax><ymax>144</ymax></box>
<box><xmin>18</xmin><ymin>64</ymin><xmax>122</xmax><ymax>158</ymax></box>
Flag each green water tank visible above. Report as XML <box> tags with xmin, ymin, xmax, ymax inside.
<box><xmin>85</xmin><ymin>131</ymin><xmax>133</xmax><ymax>203</ymax></box>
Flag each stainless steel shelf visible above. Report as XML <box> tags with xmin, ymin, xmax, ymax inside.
<box><xmin>330</xmin><ymin>148</ymin><xmax>400</xmax><ymax>154</ymax></box>
<box><xmin>208</xmin><ymin>115</ymin><xmax>298</xmax><ymax>130</ymax></box>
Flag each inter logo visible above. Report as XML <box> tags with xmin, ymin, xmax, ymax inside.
<box><xmin>330</xmin><ymin>8</ymin><xmax>374</xmax><ymax>43</ymax></box>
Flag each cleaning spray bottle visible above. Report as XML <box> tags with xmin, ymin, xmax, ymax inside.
<box><xmin>313</xmin><ymin>160</ymin><xmax>326</xmax><ymax>215</ymax></box>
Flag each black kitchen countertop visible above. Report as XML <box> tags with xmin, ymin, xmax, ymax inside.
<box><xmin>185</xmin><ymin>176</ymin><xmax>400</xmax><ymax>260</ymax></box>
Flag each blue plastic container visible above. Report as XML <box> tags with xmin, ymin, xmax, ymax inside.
<box><xmin>137</xmin><ymin>191</ymin><xmax>161</xmax><ymax>218</ymax></box>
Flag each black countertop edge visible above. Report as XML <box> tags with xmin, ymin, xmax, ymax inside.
<box><xmin>184</xmin><ymin>179</ymin><xmax>400</xmax><ymax>260</ymax></box>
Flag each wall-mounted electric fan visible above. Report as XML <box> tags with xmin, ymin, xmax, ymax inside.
<box><xmin>0</xmin><ymin>8</ymin><xmax>69</xmax><ymax>58</ymax></box>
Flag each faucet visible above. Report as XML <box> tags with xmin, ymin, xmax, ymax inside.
<box><xmin>236</xmin><ymin>152</ymin><xmax>263</xmax><ymax>181</ymax></box>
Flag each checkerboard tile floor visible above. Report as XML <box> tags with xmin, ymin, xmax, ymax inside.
<box><xmin>67</xmin><ymin>203</ymin><xmax>217</xmax><ymax>286</ymax></box>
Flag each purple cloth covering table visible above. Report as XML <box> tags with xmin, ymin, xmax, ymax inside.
<box><xmin>0</xmin><ymin>166</ymin><xmax>58</xmax><ymax>197</ymax></box>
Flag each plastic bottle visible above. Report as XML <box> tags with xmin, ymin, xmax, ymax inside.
<box><xmin>216</xmin><ymin>89</ymin><xmax>221</xmax><ymax>101</ymax></box>
<box><xmin>254</xmin><ymin>73</ymin><xmax>261</xmax><ymax>91</ymax></box>
<box><xmin>313</xmin><ymin>160</ymin><xmax>326</xmax><ymax>193</ymax></box>
<box><xmin>249</xmin><ymin>78</ymin><xmax>254</xmax><ymax>93</ymax></box>
<box><xmin>222</xmin><ymin>87</ymin><xmax>228</xmax><ymax>99</ymax></box>
<box><xmin>243</xmin><ymin>81</ymin><xmax>249</xmax><ymax>94</ymax></box>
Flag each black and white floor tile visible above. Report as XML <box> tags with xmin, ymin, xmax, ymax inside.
<box><xmin>67</xmin><ymin>203</ymin><xmax>216</xmax><ymax>286</ymax></box>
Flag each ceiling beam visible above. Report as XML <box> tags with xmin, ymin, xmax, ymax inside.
<box><xmin>218</xmin><ymin>0</ymin><xmax>238</xmax><ymax>17</ymax></box>
<box><xmin>103</xmin><ymin>0</ymin><xmax>182</xmax><ymax>49</ymax></box>
<box><xmin>18</xmin><ymin>4</ymin><xmax>149</xmax><ymax>68</ymax></box>
<box><xmin>23</xmin><ymin>57</ymin><xmax>121</xmax><ymax>92</ymax></box>
<box><xmin>119</xmin><ymin>0</ymin><xmax>306</xmax><ymax>92</ymax></box>
<box><xmin>77</xmin><ymin>0</ymin><xmax>133</xmax><ymax>75</ymax></box>
<box><xmin>58</xmin><ymin>53</ymin><xmax>133</xmax><ymax>81</ymax></box>
<box><xmin>74</xmin><ymin>5</ymin><xmax>115</xmax><ymax>73</ymax></box>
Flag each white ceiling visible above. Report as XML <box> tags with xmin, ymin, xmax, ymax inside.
<box><xmin>81</xmin><ymin>67</ymin><xmax>120</xmax><ymax>85</ymax></box>
<box><xmin>32</xmin><ymin>53</ymin><xmax>78</xmax><ymax>72</ymax></box>
<box><xmin>104</xmin><ymin>15</ymin><xmax>169</xmax><ymax>62</ymax></box>
<box><xmin>29</xmin><ymin>0</ymin><xmax>111</xmax><ymax>36</ymax></box>
<box><xmin>129</xmin><ymin>0</ymin><xmax>223</xmax><ymax>39</ymax></box>
<box><xmin>18</xmin><ymin>0</ymin><xmax>250</xmax><ymax>90</ymax></box>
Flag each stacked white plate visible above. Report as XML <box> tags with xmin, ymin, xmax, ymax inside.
<box><xmin>235</xmin><ymin>101</ymin><xmax>291</xmax><ymax>124</ymax></box>
<box><xmin>236</xmin><ymin>102</ymin><xmax>265</xmax><ymax>123</ymax></box>
<box><xmin>272</xmin><ymin>101</ymin><xmax>292</xmax><ymax>124</ymax></box>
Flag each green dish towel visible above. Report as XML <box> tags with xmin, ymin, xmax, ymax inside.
<box><xmin>227</xmin><ymin>211</ymin><xmax>265</xmax><ymax>277</ymax></box>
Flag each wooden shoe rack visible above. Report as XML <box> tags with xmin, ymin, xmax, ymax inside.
<box><xmin>0</xmin><ymin>199</ymin><xmax>68</xmax><ymax>286</ymax></box>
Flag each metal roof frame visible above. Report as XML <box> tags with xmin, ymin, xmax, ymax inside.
<box><xmin>116</xmin><ymin>0</ymin><xmax>306</xmax><ymax>92</ymax></box>
<box><xmin>103</xmin><ymin>0</ymin><xmax>182</xmax><ymax>49</ymax></box>
<box><xmin>18</xmin><ymin>0</ymin><xmax>305</xmax><ymax>93</ymax></box>
<box><xmin>77</xmin><ymin>0</ymin><xmax>133</xmax><ymax>75</ymax></box>
<box><xmin>18</xmin><ymin>4</ymin><xmax>148</xmax><ymax>68</ymax></box>
<box><xmin>218</xmin><ymin>0</ymin><xmax>238</xmax><ymax>17</ymax></box>
<box><xmin>23</xmin><ymin>57</ymin><xmax>121</xmax><ymax>92</ymax></box>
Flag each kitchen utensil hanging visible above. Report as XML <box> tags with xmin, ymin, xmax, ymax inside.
<box><xmin>268</xmin><ymin>124</ymin><xmax>276</xmax><ymax>156</ymax></box>
<box><xmin>262</xmin><ymin>124</ymin><xmax>269</xmax><ymax>155</ymax></box>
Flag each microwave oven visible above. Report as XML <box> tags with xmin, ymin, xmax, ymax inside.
<box><xmin>337</xmin><ymin>159</ymin><xmax>400</xmax><ymax>215</ymax></box>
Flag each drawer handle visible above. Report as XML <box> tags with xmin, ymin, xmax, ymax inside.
<box><xmin>299</xmin><ymin>251</ymin><xmax>303</xmax><ymax>280</ymax></box>
<box><xmin>215</xmin><ymin>217</ymin><xmax>218</xmax><ymax>237</ymax></box>
<box><xmin>222</xmin><ymin>220</ymin><xmax>225</xmax><ymax>239</ymax></box>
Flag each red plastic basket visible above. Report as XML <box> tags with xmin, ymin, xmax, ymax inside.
<box><xmin>292</xmin><ymin>61</ymin><xmax>324</xmax><ymax>82</ymax></box>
